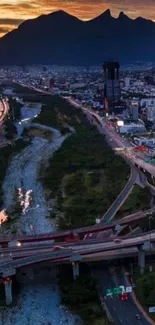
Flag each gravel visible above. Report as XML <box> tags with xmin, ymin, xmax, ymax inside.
<box><xmin>0</xmin><ymin>102</ymin><xmax>79</xmax><ymax>325</ymax></box>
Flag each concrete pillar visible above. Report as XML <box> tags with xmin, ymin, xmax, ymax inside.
<box><xmin>4</xmin><ymin>279</ymin><xmax>12</xmax><ymax>306</ymax></box>
<box><xmin>72</xmin><ymin>262</ymin><xmax>79</xmax><ymax>280</ymax></box>
<box><xmin>70</xmin><ymin>255</ymin><xmax>82</xmax><ymax>280</ymax></box>
<box><xmin>138</xmin><ymin>249</ymin><xmax>145</xmax><ymax>275</ymax></box>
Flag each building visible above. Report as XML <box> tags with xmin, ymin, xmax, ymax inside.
<box><xmin>129</xmin><ymin>105</ymin><xmax>139</xmax><ymax>121</ymax></box>
<box><xmin>134</xmin><ymin>137</ymin><xmax>155</xmax><ymax>147</ymax></box>
<box><xmin>103</xmin><ymin>61</ymin><xmax>121</xmax><ymax>113</ymax></box>
<box><xmin>146</xmin><ymin>105</ymin><xmax>155</xmax><ymax>121</ymax></box>
<box><xmin>141</xmin><ymin>98</ymin><xmax>155</xmax><ymax>107</ymax></box>
<box><xmin>119</xmin><ymin>123</ymin><xmax>146</xmax><ymax>134</ymax></box>
<box><xmin>124</xmin><ymin>77</ymin><xmax>130</xmax><ymax>88</ymax></box>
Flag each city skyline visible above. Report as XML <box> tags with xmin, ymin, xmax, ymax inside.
<box><xmin>0</xmin><ymin>0</ymin><xmax>154</xmax><ymax>37</ymax></box>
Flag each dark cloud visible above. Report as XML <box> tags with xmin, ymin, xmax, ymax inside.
<box><xmin>0</xmin><ymin>18</ymin><xmax>24</xmax><ymax>25</ymax></box>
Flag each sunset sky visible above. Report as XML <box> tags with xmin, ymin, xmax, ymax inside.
<box><xmin>0</xmin><ymin>0</ymin><xmax>153</xmax><ymax>37</ymax></box>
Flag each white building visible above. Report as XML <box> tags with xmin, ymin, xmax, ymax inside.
<box><xmin>134</xmin><ymin>137</ymin><xmax>155</xmax><ymax>146</ymax></box>
<box><xmin>146</xmin><ymin>105</ymin><xmax>155</xmax><ymax>121</ymax></box>
<box><xmin>141</xmin><ymin>98</ymin><xmax>155</xmax><ymax>107</ymax></box>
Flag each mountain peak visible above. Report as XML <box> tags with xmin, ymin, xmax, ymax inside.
<box><xmin>118</xmin><ymin>11</ymin><xmax>130</xmax><ymax>19</ymax></box>
<box><xmin>103</xmin><ymin>9</ymin><xmax>111</xmax><ymax>16</ymax></box>
<box><xmin>51</xmin><ymin>10</ymin><xmax>70</xmax><ymax>17</ymax></box>
<box><xmin>91</xmin><ymin>9</ymin><xmax>112</xmax><ymax>22</ymax></box>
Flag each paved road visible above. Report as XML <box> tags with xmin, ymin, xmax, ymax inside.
<box><xmin>101</xmin><ymin>167</ymin><xmax>137</xmax><ymax>224</ymax></box>
<box><xmin>93</xmin><ymin>265</ymin><xmax>150</xmax><ymax>325</ymax></box>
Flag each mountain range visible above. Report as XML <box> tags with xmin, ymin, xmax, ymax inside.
<box><xmin>0</xmin><ymin>9</ymin><xmax>155</xmax><ymax>66</ymax></box>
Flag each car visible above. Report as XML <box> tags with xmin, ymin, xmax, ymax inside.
<box><xmin>121</xmin><ymin>292</ymin><xmax>128</xmax><ymax>301</ymax></box>
<box><xmin>52</xmin><ymin>245</ymin><xmax>64</xmax><ymax>251</ymax></box>
<box><xmin>136</xmin><ymin>314</ymin><xmax>141</xmax><ymax>320</ymax></box>
<box><xmin>113</xmin><ymin>238</ymin><xmax>122</xmax><ymax>243</ymax></box>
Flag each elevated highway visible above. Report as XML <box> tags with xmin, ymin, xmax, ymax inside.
<box><xmin>0</xmin><ymin>207</ymin><xmax>153</xmax><ymax>245</ymax></box>
<box><xmin>1</xmin><ymin>230</ymin><xmax>155</xmax><ymax>274</ymax></box>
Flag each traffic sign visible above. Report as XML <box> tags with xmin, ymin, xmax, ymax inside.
<box><xmin>113</xmin><ymin>287</ymin><xmax>122</xmax><ymax>294</ymax></box>
<box><xmin>105</xmin><ymin>219</ymin><xmax>111</xmax><ymax>225</ymax></box>
<box><xmin>119</xmin><ymin>285</ymin><xmax>125</xmax><ymax>293</ymax></box>
<box><xmin>106</xmin><ymin>286</ymin><xmax>132</xmax><ymax>296</ymax></box>
<box><xmin>106</xmin><ymin>289</ymin><xmax>113</xmax><ymax>296</ymax></box>
<box><xmin>126</xmin><ymin>286</ymin><xmax>132</xmax><ymax>293</ymax></box>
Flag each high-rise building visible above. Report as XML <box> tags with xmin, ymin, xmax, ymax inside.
<box><xmin>103</xmin><ymin>61</ymin><xmax>121</xmax><ymax>112</ymax></box>
<box><xmin>130</xmin><ymin>105</ymin><xmax>139</xmax><ymax>121</ymax></box>
<box><xmin>124</xmin><ymin>77</ymin><xmax>130</xmax><ymax>88</ymax></box>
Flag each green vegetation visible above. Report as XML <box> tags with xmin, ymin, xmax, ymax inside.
<box><xmin>3</xmin><ymin>118</ymin><xmax>17</xmax><ymax>139</ymax></box>
<box><xmin>116</xmin><ymin>185</ymin><xmax>151</xmax><ymax>219</ymax></box>
<box><xmin>134</xmin><ymin>272</ymin><xmax>155</xmax><ymax>321</ymax></box>
<box><xmin>9</xmin><ymin>98</ymin><xmax>22</xmax><ymax>121</ymax></box>
<box><xmin>33</xmin><ymin>96</ymin><xmax>130</xmax><ymax>229</ymax></box>
<box><xmin>139</xmin><ymin>212</ymin><xmax>155</xmax><ymax>232</ymax></box>
<box><xmin>3</xmin><ymin>98</ymin><xmax>22</xmax><ymax>139</ymax></box>
<box><xmin>12</xmin><ymin>83</ymin><xmax>39</xmax><ymax>95</ymax></box>
<box><xmin>58</xmin><ymin>264</ymin><xmax>110</xmax><ymax>325</ymax></box>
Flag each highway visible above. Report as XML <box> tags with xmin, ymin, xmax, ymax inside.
<box><xmin>0</xmin><ymin>206</ymin><xmax>153</xmax><ymax>245</ymax></box>
<box><xmin>1</xmin><ymin>230</ymin><xmax>155</xmax><ymax>273</ymax></box>
<box><xmin>101</xmin><ymin>167</ymin><xmax>137</xmax><ymax>223</ymax></box>
<box><xmin>93</xmin><ymin>265</ymin><xmax>150</xmax><ymax>325</ymax></box>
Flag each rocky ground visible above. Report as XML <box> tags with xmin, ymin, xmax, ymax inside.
<box><xmin>0</xmin><ymin>101</ymin><xmax>79</xmax><ymax>325</ymax></box>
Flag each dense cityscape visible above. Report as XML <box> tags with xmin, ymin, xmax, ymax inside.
<box><xmin>1</xmin><ymin>2</ymin><xmax>155</xmax><ymax>325</ymax></box>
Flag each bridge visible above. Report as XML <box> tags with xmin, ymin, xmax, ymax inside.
<box><xmin>0</xmin><ymin>207</ymin><xmax>153</xmax><ymax>245</ymax></box>
<box><xmin>1</xmin><ymin>229</ymin><xmax>155</xmax><ymax>305</ymax></box>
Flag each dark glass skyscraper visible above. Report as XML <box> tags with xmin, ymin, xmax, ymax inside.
<box><xmin>103</xmin><ymin>61</ymin><xmax>121</xmax><ymax>109</ymax></box>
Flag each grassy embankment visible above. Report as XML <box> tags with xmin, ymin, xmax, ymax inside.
<box><xmin>32</xmin><ymin>95</ymin><xmax>130</xmax><ymax>229</ymax></box>
<box><xmin>3</xmin><ymin>98</ymin><xmax>22</xmax><ymax>139</ymax></box>
<box><xmin>133</xmin><ymin>271</ymin><xmax>155</xmax><ymax>321</ymax></box>
<box><xmin>116</xmin><ymin>185</ymin><xmax>151</xmax><ymax>219</ymax></box>
<box><xmin>58</xmin><ymin>264</ymin><xmax>111</xmax><ymax>325</ymax></box>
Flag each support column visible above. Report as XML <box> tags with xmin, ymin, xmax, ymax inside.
<box><xmin>72</xmin><ymin>262</ymin><xmax>79</xmax><ymax>280</ymax></box>
<box><xmin>138</xmin><ymin>249</ymin><xmax>145</xmax><ymax>275</ymax></box>
<box><xmin>70</xmin><ymin>254</ymin><xmax>82</xmax><ymax>280</ymax></box>
<box><xmin>4</xmin><ymin>278</ymin><xmax>12</xmax><ymax>306</ymax></box>
<box><xmin>2</xmin><ymin>268</ymin><xmax>16</xmax><ymax>306</ymax></box>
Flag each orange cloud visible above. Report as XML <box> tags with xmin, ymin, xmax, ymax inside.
<box><xmin>0</xmin><ymin>0</ymin><xmax>155</xmax><ymax>36</ymax></box>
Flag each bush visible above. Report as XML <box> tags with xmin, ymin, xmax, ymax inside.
<box><xmin>34</xmin><ymin>96</ymin><xmax>130</xmax><ymax>229</ymax></box>
<box><xmin>58</xmin><ymin>264</ymin><xmax>110</xmax><ymax>325</ymax></box>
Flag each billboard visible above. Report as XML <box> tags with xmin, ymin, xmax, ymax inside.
<box><xmin>117</xmin><ymin>120</ymin><xmax>124</xmax><ymax>126</ymax></box>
